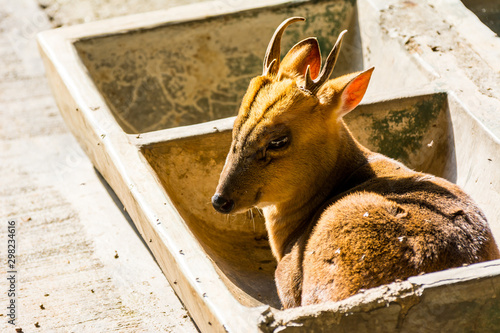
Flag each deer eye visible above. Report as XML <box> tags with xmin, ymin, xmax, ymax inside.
<box><xmin>268</xmin><ymin>136</ymin><xmax>289</xmax><ymax>150</ymax></box>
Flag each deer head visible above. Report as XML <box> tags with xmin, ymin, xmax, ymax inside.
<box><xmin>212</xmin><ymin>17</ymin><xmax>374</xmax><ymax>214</ymax></box>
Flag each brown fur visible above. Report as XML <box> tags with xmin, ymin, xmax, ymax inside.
<box><xmin>213</xmin><ymin>22</ymin><xmax>500</xmax><ymax>309</ymax></box>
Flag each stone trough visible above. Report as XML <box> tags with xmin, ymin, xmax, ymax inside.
<box><xmin>38</xmin><ymin>0</ymin><xmax>500</xmax><ymax>331</ymax></box>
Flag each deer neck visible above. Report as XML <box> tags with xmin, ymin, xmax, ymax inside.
<box><xmin>262</xmin><ymin>120</ymin><xmax>371</xmax><ymax>261</ymax></box>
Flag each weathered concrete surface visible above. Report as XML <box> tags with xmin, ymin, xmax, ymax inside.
<box><xmin>258</xmin><ymin>260</ymin><xmax>500</xmax><ymax>332</ymax></box>
<box><xmin>0</xmin><ymin>0</ymin><xmax>198</xmax><ymax>331</ymax></box>
<box><xmin>374</xmin><ymin>0</ymin><xmax>500</xmax><ymax>133</ymax></box>
<box><xmin>37</xmin><ymin>0</ymin><xmax>209</xmax><ymax>27</ymax></box>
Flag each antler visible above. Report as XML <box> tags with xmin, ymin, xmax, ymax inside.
<box><xmin>263</xmin><ymin>17</ymin><xmax>305</xmax><ymax>76</ymax></box>
<box><xmin>304</xmin><ymin>30</ymin><xmax>347</xmax><ymax>94</ymax></box>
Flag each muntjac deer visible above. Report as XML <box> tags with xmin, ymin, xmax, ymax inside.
<box><xmin>212</xmin><ymin>17</ymin><xmax>500</xmax><ymax>309</ymax></box>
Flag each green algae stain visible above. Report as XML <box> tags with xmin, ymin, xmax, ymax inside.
<box><xmin>227</xmin><ymin>53</ymin><xmax>261</xmax><ymax>76</ymax></box>
<box><xmin>369</xmin><ymin>93</ymin><xmax>447</xmax><ymax>163</ymax></box>
<box><xmin>276</xmin><ymin>1</ymin><xmax>354</xmax><ymax>59</ymax></box>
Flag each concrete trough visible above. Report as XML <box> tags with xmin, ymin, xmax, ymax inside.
<box><xmin>38</xmin><ymin>0</ymin><xmax>500</xmax><ymax>331</ymax></box>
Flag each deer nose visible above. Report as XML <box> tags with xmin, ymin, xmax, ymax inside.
<box><xmin>212</xmin><ymin>194</ymin><xmax>235</xmax><ymax>214</ymax></box>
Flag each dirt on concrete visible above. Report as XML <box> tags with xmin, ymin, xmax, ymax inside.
<box><xmin>37</xmin><ymin>0</ymin><xmax>207</xmax><ymax>27</ymax></box>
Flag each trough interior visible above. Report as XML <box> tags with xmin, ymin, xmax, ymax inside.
<box><xmin>141</xmin><ymin>93</ymin><xmax>467</xmax><ymax>308</ymax></box>
<box><xmin>74</xmin><ymin>0</ymin><xmax>361</xmax><ymax>134</ymax></box>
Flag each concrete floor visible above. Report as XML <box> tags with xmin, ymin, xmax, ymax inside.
<box><xmin>0</xmin><ymin>0</ymin><xmax>199</xmax><ymax>331</ymax></box>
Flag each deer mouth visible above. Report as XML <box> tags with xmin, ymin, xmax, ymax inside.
<box><xmin>254</xmin><ymin>189</ymin><xmax>262</xmax><ymax>202</ymax></box>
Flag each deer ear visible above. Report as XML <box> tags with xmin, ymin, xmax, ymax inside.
<box><xmin>277</xmin><ymin>38</ymin><xmax>321</xmax><ymax>80</ymax></box>
<box><xmin>336</xmin><ymin>67</ymin><xmax>374</xmax><ymax>118</ymax></box>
